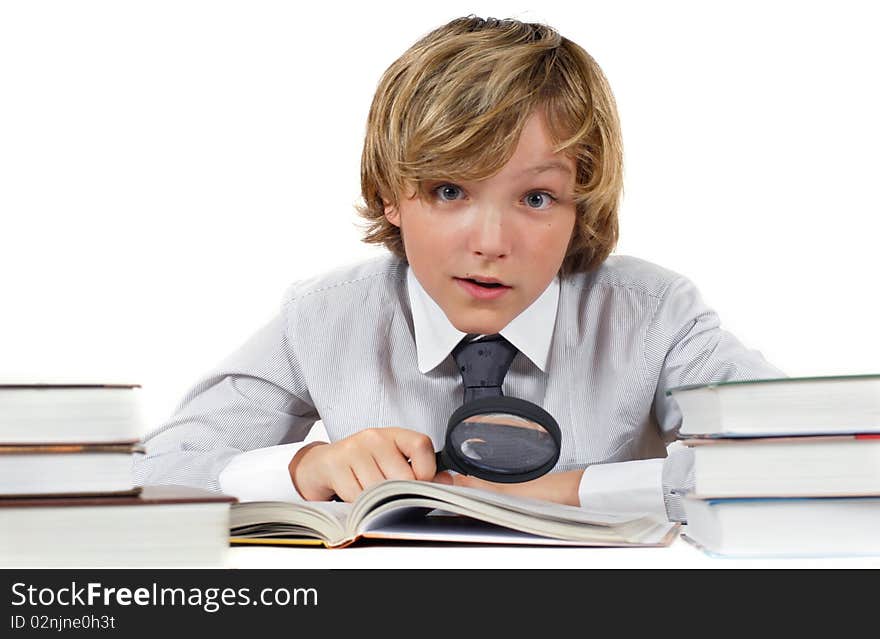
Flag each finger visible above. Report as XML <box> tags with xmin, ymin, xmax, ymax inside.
<box><xmin>391</xmin><ymin>429</ymin><xmax>437</xmax><ymax>481</ymax></box>
<box><xmin>349</xmin><ymin>452</ymin><xmax>387</xmax><ymax>492</ymax></box>
<box><xmin>331</xmin><ymin>466</ymin><xmax>364</xmax><ymax>503</ymax></box>
<box><xmin>371</xmin><ymin>442</ymin><xmax>417</xmax><ymax>482</ymax></box>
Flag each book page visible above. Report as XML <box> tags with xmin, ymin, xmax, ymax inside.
<box><xmin>351</xmin><ymin>479</ymin><xmax>643</xmax><ymax>527</ymax></box>
<box><xmin>353</xmin><ymin>494</ymin><xmax>676</xmax><ymax>546</ymax></box>
<box><xmin>362</xmin><ymin>515</ymin><xmax>678</xmax><ymax>547</ymax></box>
<box><xmin>230</xmin><ymin>500</ymin><xmax>352</xmax><ymax>546</ymax></box>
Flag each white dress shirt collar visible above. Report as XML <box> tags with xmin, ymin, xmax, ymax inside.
<box><xmin>406</xmin><ymin>266</ymin><xmax>559</xmax><ymax>374</ymax></box>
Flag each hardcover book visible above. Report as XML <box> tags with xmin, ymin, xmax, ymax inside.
<box><xmin>682</xmin><ymin>434</ymin><xmax>880</xmax><ymax>497</ymax></box>
<box><xmin>681</xmin><ymin>495</ymin><xmax>880</xmax><ymax>557</ymax></box>
<box><xmin>0</xmin><ymin>485</ymin><xmax>236</xmax><ymax>567</ymax></box>
<box><xmin>0</xmin><ymin>442</ymin><xmax>142</xmax><ymax>497</ymax></box>
<box><xmin>666</xmin><ymin>374</ymin><xmax>880</xmax><ymax>437</ymax></box>
<box><xmin>0</xmin><ymin>383</ymin><xmax>144</xmax><ymax>444</ymax></box>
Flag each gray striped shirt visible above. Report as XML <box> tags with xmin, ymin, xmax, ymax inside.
<box><xmin>135</xmin><ymin>253</ymin><xmax>785</xmax><ymax>521</ymax></box>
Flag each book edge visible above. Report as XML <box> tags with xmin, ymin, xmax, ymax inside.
<box><xmin>665</xmin><ymin>373</ymin><xmax>880</xmax><ymax>396</ymax></box>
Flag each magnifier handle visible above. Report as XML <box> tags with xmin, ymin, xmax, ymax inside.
<box><xmin>434</xmin><ymin>450</ymin><xmax>448</xmax><ymax>473</ymax></box>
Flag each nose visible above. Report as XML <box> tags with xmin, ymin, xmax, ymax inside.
<box><xmin>466</xmin><ymin>206</ymin><xmax>511</xmax><ymax>260</ymax></box>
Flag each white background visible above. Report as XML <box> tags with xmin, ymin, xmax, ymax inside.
<box><xmin>2</xmin><ymin>0</ymin><xmax>878</xmax><ymax>438</ymax></box>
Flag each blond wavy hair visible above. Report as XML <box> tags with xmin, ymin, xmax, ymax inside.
<box><xmin>357</xmin><ymin>16</ymin><xmax>623</xmax><ymax>275</ymax></box>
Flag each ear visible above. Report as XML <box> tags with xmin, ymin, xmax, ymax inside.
<box><xmin>383</xmin><ymin>199</ymin><xmax>401</xmax><ymax>228</ymax></box>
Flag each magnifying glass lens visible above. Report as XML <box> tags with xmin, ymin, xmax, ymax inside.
<box><xmin>449</xmin><ymin>412</ymin><xmax>556</xmax><ymax>475</ymax></box>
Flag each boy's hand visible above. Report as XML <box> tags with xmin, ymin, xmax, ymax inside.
<box><xmin>289</xmin><ymin>427</ymin><xmax>437</xmax><ymax>502</ymax></box>
<box><xmin>432</xmin><ymin>469</ymin><xmax>585</xmax><ymax>507</ymax></box>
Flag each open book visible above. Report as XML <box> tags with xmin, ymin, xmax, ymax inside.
<box><xmin>230</xmin><ymin>479</ymin><xmax>679</xmax><ymax>549</ymax></box>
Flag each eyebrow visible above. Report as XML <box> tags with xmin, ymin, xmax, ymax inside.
<box><xmin>517</xmin><ymin>161</ymin><xmax>572</xmax><ymax>177</ymax></box>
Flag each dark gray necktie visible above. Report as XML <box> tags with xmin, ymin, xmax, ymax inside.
<box><xmin>452</xmin><ymin>334</ymin><xmax>518</xmax><ymax>403</ymax></box>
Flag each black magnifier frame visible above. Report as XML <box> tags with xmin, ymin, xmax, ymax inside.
<box><xmin>435</xmin><ymin>396</ymin><xmax>562</xmax><ymax>484</ymax></box>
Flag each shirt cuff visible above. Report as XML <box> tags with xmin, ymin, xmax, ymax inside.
<box><xmin>578</xmin><ymin>458</ymin><xmax>667</xmax><ymax>519</ymax></box>
<box><xmin>218</xmin><ymin>442</ymin><xmax>318</xmax><ymax>503</ymax></box>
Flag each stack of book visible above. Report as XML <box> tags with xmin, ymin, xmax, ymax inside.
<box><xmin>0</xmin><ymin>383</ymin><xmax>234</xmax><ymax>567</ymax></box>
<box><xmin>667</xmin><ymin>374</ymin><xmax>880</xmax><ymax>558</ymax></box>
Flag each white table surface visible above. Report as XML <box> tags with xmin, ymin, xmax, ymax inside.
<box><xmin>225</xmin><ymin>529</ymin><xmax>880</xmax><ymax>569</ymax></box>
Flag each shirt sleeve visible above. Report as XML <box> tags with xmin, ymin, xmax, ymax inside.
<box><xmin>134</xmin><ymin>303</ymin><xmax>320</xmax><ymax>496</ymax></box>
<box><xmin>581</xmin><ymin>274</ymin><xmax>786</xmax><ymax>522</ymax></box>
<box><xmin>578</xmin><ymin>458</ymin><xmax>666</xmax><ymax>518</ymax></box>
<box><xmin>219</xmin><ymin>441</ymin><xmax>319</xmax><ymax>502</ymax></box>
<box><xmin>654</xmin><ymin>275</ymin><xmax>786</xmax><ymax>520</ymax></box>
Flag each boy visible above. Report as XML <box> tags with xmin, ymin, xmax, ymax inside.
<box><xmin>136</xmin><ymin>16</ymin><xmax>783</xmax><ymax>522</ymax></box>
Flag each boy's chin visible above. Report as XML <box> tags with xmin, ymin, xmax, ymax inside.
<box><xmin>447</xmin><ymin>311</ymin><xmax>512</xmax><ymax>336</ymax></box>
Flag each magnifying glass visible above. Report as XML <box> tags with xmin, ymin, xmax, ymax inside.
<box><xmin>435</xmin><ymin>396</ymin><xmax>561</xmax><ymax>483</ymax></box>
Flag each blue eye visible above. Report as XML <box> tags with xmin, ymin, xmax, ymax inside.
<box><xmin>434</xmin><ymin>184</ymin><xmax>464</xmax><ymax>202</ymax></box>
<box><xmin>430</xmin><ymin>184</ymin><xmax>557</xmax><ymax>209</ymax></box>
<box><xmin>524</xmin><ymin>192</ymin><xmax>556</xmax><ymax>210</ymax></box>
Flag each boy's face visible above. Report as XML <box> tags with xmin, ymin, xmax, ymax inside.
<box><xmin>385</xmin><ymin>110</ymin><xmax>577</xmax><ymax>334</ymax></box>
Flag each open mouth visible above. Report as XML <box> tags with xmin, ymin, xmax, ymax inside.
<box><xmin>458</xmin><ymin>278</ymin><xmax>509</xmax><ymax>289</ymax></box>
